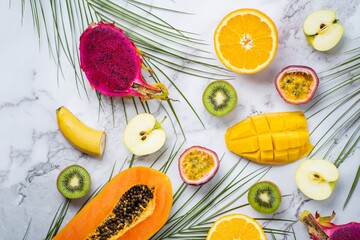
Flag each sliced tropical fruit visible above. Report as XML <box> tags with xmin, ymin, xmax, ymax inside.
<box><xmin>202</xmin><ymin>80</ymin><xmax>237</xmax><ymax>117</ymax></box>
<box><xmin>295</xmin><ymin>159</ymin><xmax>339</xmax><ymax>200</ymax></box>
<box><xmin>301</xmin><ymin>211</ymin><xmax>360</xmax><ymax>239</ymax></box>
<box><xmin>206</xmin><ymin>214</ymin><xmax>266</xmax><ymax>240</ymax></box>
<box><xmin>248</xmin><ymin>181</ymin><xmax>282</xmax><ymax>214</ymax></box>
<box><xmin>178</xmin><ymin>146</ymin><xmax>220</xmax><ymax>185</ymax></box>
<box><xmin>275</xmin><ymin>65</ymin><xmax>319</xmax><ymax>104</ymax></box>
<box><xmin>123</xmin><ymin>113</ymin><xmax>166</xmax><ymax>156</ymax></box>
<box><xmin>303</xmin><ymin>10</ymin><xmax>344</xmax><ymax>51</ymax></box>
<box><xmin>214</xmin><ymin>8</ymin><xmax>278</xmax><ymax>74</ymax></box>
<box><xmin>225</xmin><ymin>112</ymin><xmax>313</xmax><ymax>164</ymax></box>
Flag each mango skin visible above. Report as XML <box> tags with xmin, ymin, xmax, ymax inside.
<box><xmin>225</xmin><ymin>112</ymin><xmax>313</xmax><ymax>165</ymax></box>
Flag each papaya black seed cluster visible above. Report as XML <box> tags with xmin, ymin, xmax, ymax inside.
<box><xmin>87</xmin><ymin>184</ymin><xmax>154</xmax><ymax>240</ymax></box>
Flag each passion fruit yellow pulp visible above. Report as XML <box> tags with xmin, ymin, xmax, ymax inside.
<box><xmin>275</xmin><ymin>65</ymin><xmax>319</xmax><ymax>105</ymax></box>
<box><xmin>178</xmin><ymin>146</ymin><xmax>219</xmax><ymax>185</ymax></box>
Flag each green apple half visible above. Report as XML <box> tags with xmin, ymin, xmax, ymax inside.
<box><xmin>123</xmin><ymin>113</ymin><xmax>166</xmax><ymax>156</ymax></box>
<box><xmin>295</xmin><ymin>159</ymin><xmax>339</xmax><ymax>200</ymax></box>
<box><xmin>303</xmin><ymin>10</ymin><xmax>344</xmax><ymax>51</ymax></box>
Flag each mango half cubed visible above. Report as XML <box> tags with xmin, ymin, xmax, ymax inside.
<box><xmin>274</xmin><ymin>150</ymin><xmax>288</xmax><ymax>163</ymax></box>
<box><xmin>284</xmin><ymin>116</ymin><xmax>297</xmax><ymax>130</ymax></box>
<box><xmin>298</xmin><ymin>142</ymin><xmax>314</xmax><ymax>158</ymax></box>
<box><xmin>226</xmin><ymin>136</ymin><xmax>259</xmax><ymax>154</ymax></box>
<box><xmin>241</xmin><ymin>151</ymin><xmax>261</xmax><ymax>162</ymax></box>
<box><xmin>288</xmin><ymin>148</ymin><xmax>300</xmax><ymax>162</ymax></box>
<box><xmin>267</xmin><ymin>114</ymin><xmax>284</xmax><ymax>132</ymax></box>
<box><xmin>258</xmin><ymin>134</ymin><xmax>273</xmax><ymax>151</ymax></box>
<box><xmin>272</xmin><ymin>132</ymin><xmax>289</xmax><ymax>151</ymax></box>
<box><xmin>225</xmin><ymin>112</ymin><xmax>313</xmax><ymax>165</ymax></box>
<box><xmin>260</xmin><ymin>150</ymin><xmax>274</xmax><ymax>163</ymax></box>
<box><xmin>287</xmin><ymin>131</ymin><xmax>300</xmax><ymax>148</ymax></box>
<box><xmin>225</xmin><ymin>118</ymin><xmax>256</xmax><ymax>141</ymax></box>
<box><xmin>299</xmin><ymin>130</ymin><xmax>310</xmax><ymax>144</ymax></box>
<box><xmin>297</xmin><ymin>116</ymin><xmax>308</xmax><ymax>129</ymax></box>
<box><xmin>251</xmin><ymin>114</ymin><xmax>270</xmax><ymax>134</ymax></box>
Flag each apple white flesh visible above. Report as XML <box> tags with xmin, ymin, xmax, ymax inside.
<box><xmin>303</xmin><ymin>10</ymin><xmax>344</xmax><ymax>51</ymax></box>
<box><xmin>295</xmin><ymin>159</ymin><xmax>339</xmax><ymax>201</ymax></box>
<box><xmin>311</xmin><ymin>23</ymin><xmax>344</xmax><ymax>51</ymax></box>
<box><xmin>303</xmin><ymin>10</ymin><xmax>336</xmax><ymax>35</ymax></box>
<box><xmin>123</xmin><ymin>113</ymin><xmax>166</xmax><ymax>156</ymax></box>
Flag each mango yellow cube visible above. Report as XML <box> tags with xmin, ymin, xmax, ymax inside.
<box><xmin>225</xmin><ymin>112</ymin><xmax>313</xmax><ymax>165</ymax></box>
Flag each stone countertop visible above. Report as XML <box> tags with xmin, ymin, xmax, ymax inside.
<box><xmin>1</xmin><ymin>0</ymin><xmax>359</xmax><ymax>239</ymax></box>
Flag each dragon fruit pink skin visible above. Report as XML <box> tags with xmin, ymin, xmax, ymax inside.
<box><xmin>79</xmin><ymin>21</ymin><xmax>168</xmax><ymax>101</ymax></box>
<box><xmin>300</xmin><ymin>210</ymin><xmax>360</xmax><ymax>240</ymax></box>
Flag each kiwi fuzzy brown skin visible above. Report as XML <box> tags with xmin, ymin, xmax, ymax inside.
<box><xmin>57</xmin><ymin>165</ymin><xmax>91</xmax><ymax>199</ymax></box>
<box><xmin>202</xmin><ymin>80</ymin><xmax>237</xmax><ymax>117</ymax></box>
<box><xmin>247</xmin><ymin>181</ymin><xmax>282</xmax><ymax>214</ymax></box>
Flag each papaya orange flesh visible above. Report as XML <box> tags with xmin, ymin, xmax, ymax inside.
<box><xmin>53</xmin><ymin>166</ymin><xmax>172</xmax><ymax>240</ymax></box>
<box><xmin>225</xmin><ymin>112</ymin><xmax>313</xmax><ymax>164</ymax></box>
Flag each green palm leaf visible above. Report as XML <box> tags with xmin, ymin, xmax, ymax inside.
<box><xmin>306</xmin><ymin>39</ymin><xmax>360</xmax><ymax>209</ymax></box>
<box><xmin>153</xmin><ymin>159</ymin><xmax>296</xmax><ymax>239</ymax></box>
<box><xmin>34</xmin><ymin>140</ymin><xmax>296</xmax><ymax>239</ymax></box>
<box><xmin>22</xmin><ymin>218</ymin><xmax>32</xmax><ymax>240</ymax></box>
<box><xmin>19</xmin><ymin>0</ymin><xmax>233</xmax><ymax>138</ymax></box>
<box><xmin>18</xmin><ymin>2</ymin><xmax>297</xmax><ymax>239</ymax></box>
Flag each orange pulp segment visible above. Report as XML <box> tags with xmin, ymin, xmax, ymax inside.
<box><xmin>206</xmin><ymin>213</ymin><xmax>266</xmax><ymax>240</ymax></box>
<box><xmin>214</xmin><ymin>8</ymin><xmax>278</xmax><ymax>74</ymax></box>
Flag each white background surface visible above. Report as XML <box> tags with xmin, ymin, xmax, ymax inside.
<box><xmin>1</xmin><ymin>0</ymin><xmax>359</xmax><ymax>239</ymax></box>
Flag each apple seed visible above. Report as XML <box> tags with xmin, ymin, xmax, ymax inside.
<box><xmin>311</xmin><ymin>172</ymin><xmax>324</xmax><ymax>182</ymax></box>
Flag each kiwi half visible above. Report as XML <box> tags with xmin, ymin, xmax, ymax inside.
<box><xmin>202</xmin><ymin>80</ymin><xmax>237</xmax><ymax>117</ymax></box>
<box><xmin>57</xmin><ymin>164</ymin><xmax>91</xmax><ymax>199</ymax></box>
<box><xmin>248</xmin><ymin>181</ymin><xmax>281</xmax><ymax>214</ymax></box>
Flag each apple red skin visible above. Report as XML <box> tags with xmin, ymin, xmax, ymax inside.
<box><xmin>178</xmin><ymin>146</ymin><xmax>220</xmax><ymax>186</ymax></box>
<box><xmin>275</xmin><ymin>65</ymin><xmax>319</xmax><ymax>105</ymax></box>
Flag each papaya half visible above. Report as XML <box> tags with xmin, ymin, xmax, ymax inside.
<box><xmin>53</xmin><ymin>166</ymin><xmax>172</xmax><ymax>240</ymax></box>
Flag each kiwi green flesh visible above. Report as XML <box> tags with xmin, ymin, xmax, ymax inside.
<box><xmin>202</xmin><ymin>81</ymin><xmax>237</xmax><ymax>117</ymax></box>
<box><xmin>248</xmin><ymin>181</ymin><xmax>281</xmax><ymax>214</ymax></box>
<box><xmin>57</xmin><ymin>165</ymin><xmax>91</xmax><ymax>199</ymax></box>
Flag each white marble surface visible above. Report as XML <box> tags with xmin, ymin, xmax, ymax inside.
<box><xmin>1</xmin><ymin>0</ymin><xmax>360</xmax><ymax>239</ymax></box>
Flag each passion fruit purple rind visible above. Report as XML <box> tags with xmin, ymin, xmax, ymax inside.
<box><xmin>178</xmin><ymin>146</ymin><xmax>220</xmax><ymax>185</ymax></box>
<box><xmin>275</xmin><ymin>65</ymin><xmax>319</xmax><ymax>105</ymax></box>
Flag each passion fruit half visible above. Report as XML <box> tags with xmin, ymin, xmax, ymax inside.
<box><xmin>178</xmin><ymin>146</ymin><xmax>220</xmax><ymax>185</ymax></box>
<box><xmin>275</xmin><ymin>65</ymin><xmax>319</xmax><ymax>105</ymax></box>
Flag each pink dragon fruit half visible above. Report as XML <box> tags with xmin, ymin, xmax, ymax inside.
<box><xmin>79</xmin><ymin>21</ymin><xmax>168</xmax><ymax>101</ymax></box>
<box><xmin>300</xmin><ymin>210</ymin><xmax>360</xmax><ymax>240</ymax></box>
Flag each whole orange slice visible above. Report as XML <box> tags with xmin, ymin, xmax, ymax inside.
<box><xmin>206</xmin><ymin>214</ymin><xmax>266</xmax><ymax>240</ymax></box>
<box><xmin>214</xmin><ymin>9</ymin><xmax>278</xmax><ymax>74</ymax></box>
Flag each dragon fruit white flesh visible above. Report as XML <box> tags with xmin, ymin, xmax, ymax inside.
<box><xmin>300</xmin><ymin>210</ymin><xmax>360</xmax><ymax>240</ymax></box>
<box><xmin>79</xmin><ymin>21</ymin><xmax>169</xmax><ymax>101</ymax></box>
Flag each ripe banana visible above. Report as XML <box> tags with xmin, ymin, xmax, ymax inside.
<box><xmin>56</xmin><ymin>106</ymin><xmax>106</xmax><ymax>157</ymax></box>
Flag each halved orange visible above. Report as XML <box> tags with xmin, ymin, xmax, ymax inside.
<box><xmin>206</xmin><ymin>214</ymin><xmax>266</xmax><ymax>240</ymax></box>
<box><xmin>214</xmin><ymin>9</ymin><xmax>278</xmax><ymax>74</ymax></box>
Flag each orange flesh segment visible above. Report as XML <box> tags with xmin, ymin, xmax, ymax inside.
<box><xmin>206</xmin><ymin>214</ymin><xmax>266</xmax><ymax>240</ymax></box>
<box><xmin>215</xmin><ymin>9</ymin><xmax>278</xmax><ymax>74</ymax></box>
